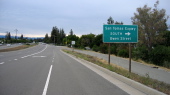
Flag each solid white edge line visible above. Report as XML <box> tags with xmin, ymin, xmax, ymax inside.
<box><xmin>42</xmin><ymin>65</ymin><xmax>53</xmax><ymax>95</ymax></box>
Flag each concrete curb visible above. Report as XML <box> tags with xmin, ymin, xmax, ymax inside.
<box><xmin>61</xmin><ymin>50</ymin><xmax>166</xmax><ymax>95</ymax></box>
<box><xmin>81</xmin><ymin>59</ymin><xmax>166</xmax><ymax>95</ymax></box>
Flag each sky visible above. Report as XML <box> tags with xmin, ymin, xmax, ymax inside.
<box><xmin>0</xmin><ymin>0</ymin><xmax>170</xmax><ymax>37</ymax></box>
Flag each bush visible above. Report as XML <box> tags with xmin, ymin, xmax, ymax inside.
<box><xmin>132</xmin><ymin>46</ymin><xmax>149</xmax><ymax>61</ymax></box>
<box><xmin>118</xmin><ymin>49</ymin><xmax>129</xmax><ymax>58</ymax></box>
<box><xmin>100</xmin><ymin>44</ymin><xmax>108</xmax><ymax>54</ymax></box>
<box><xmin>150</xmin><ymin>45</ymin><xmax>170</xmax><ymax>66</ymax></box>
<box><xmin>92</xmin><ymin>45</ymin><xmax>100</xmax><ymax>52</ymax></box>
<box><xmin>110</xmin><ymin>45</ymin><xmax>117</xmax><ymax>55</ymax></box>
<box><xmin>26</xmin><ymin>43</ymin><xmax>30</xmax><ymax>45</ymax></box>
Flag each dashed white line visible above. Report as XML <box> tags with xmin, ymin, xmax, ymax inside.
<box><xmin>42</xmin><ymin>65</ymin><xmax>53</xmax><ymax>95</ymax></box>
<box><xmin>21</xmin><ymin>45</ymin><xmax>48</xmax><ymax>59</ymax></box>
<box><xmin>0</xmin><ymin>62</ymin><xmax>4</xmax><ymax>64</ymax></box>
<box><xmin>14</xmin><ymin>59</ymin><xmax>18</xmax><ymax>60</ymax></box>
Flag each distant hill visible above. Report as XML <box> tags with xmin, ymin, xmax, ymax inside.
<box><xmin>0</xmin><ymin>35</ymin><xmax>44</xmax><ymax>39</ymax></box>
<box><xmin>0</xmin><ymin>35</ymin><xmax>5</xmax><ymax>38</ymax></box>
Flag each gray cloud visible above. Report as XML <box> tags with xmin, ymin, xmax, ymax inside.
<box><xmin>0</xmin><ymin>0</ymin><xmax>169</xmax><ymax>37</ymax></box>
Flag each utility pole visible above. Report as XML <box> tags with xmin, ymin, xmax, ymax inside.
<box><xmin>14</xmin><ymin>29</ymin><xmax>18</xmax><ymax>39</ymax></box>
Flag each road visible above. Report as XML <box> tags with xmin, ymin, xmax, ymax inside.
<box><xmin>64</xmin><ymin>47</ymin><xmax>170</xmax><ymax>84</ymax></box>
<box><xmin>0</xmin><ymin>44</ymin><xmax>23</xmax><ymax>50</ymax></box>
<box><xmin>0</xmin><ymin>44</ymin><xmax>144</xmax><ymax>95</ymax></box>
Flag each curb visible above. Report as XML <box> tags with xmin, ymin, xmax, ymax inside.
<box><xmin>78</xmin><ymin>58</ymin><xmax>166</xmax><ymax>95</ymax></box>
<box><xmin>62</xmin><ymin>50</ymin><xmax>166</xmax><ymax>95</ymax></box>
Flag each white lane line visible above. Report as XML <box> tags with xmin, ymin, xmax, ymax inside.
<box><xmin>14</xmin><ymin>59</ymin><xmax>18</xmax><ymax>60</ymax></box>
<box><xmin>21</xmin><ymin>45</ymin><xmax>48</xmax><ymax>59</ymax></box>
<box><xmin>42</xmin><ymin>65</ymin><xmax>53</xmax><ymax>95</ymax></box>
<box><xmin>32</xmin><ymin>56</ymin><xmax>46</xmax><ymax>58</ymax></box>
<box><xmin>0</xmin><ymin>62</ymin><xmax>4</xmax><ymax>64</ymax></box>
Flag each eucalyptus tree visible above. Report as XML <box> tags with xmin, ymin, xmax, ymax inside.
<box><xmin>131</xmin><ymin>0</ymin><xmax>169</xmax><ymax>51</ymax></box>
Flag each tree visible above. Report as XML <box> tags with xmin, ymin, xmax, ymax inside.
<box><xmin>162</xmin><ymin>30</ymin><xmax>170</xmax><ymax>46</ymax></box>
<box><xmin>6</xmin><ymin>32</ymin><xmax>11</xmax><ymax>40</ymax></box>
<box><xmin>93</xmin><ymin>34</ymin><xmax>102</xmax><ymax>46</ymax></box>
<box><xmin>51</xmin><ymin>26</ymin><xmax>60</xmax><ymax>44</ymax></box>
<box><xmin>44</xmin><ymin>33</ymin><xmax>49</xmax><ymax>43</ymax></box>
<box><xmin>115</xmin><ymin>21</ymin><xmax>123</xmax><ymax>25</ymax></box>
<box><xmin>67</xmin><ymin>34</ymin><xmax>79</xmax><ymax>47</ymax></box>
<box><xmin>20</xmin><ymin>34</ymin><xmax>23</xmax><ymax>40</ymax></box>
<box><xmin>70</xmin><ymin>29</ymin><xmax>73</xmax><ymax>36</ymax></box>
<box><xmin>80</xmin><ymin>33</ymin><xmax>95</xmax><ymax>48</ymax></box>
<box><xmin>59</xmin><ymin>28</ymin><xmax>66</xmax><ymax>44</ymax></box>
<box><xmin>131</xmin><ymin>0</ymin><xmax>169</xmax><ymax>51</ymax></box>
<box><xmin>107</xmin><ymin>16</ymin><xmax>114</xmax><ymax>24</ymax></box>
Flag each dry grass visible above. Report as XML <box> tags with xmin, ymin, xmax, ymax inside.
<box><xmin>0</xmin><ymin>44</ymin><xmax>36</xmax><ymax>52</ymax></box>
<box><xmin>63</xmin><ymin>49</ymin><xmax>170</xmax><ymax>95</ymax></box>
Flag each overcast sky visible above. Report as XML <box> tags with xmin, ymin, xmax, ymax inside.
<box><xmin>0</xmin><ymin>0</ymin><xmax>169</xmax><ymax>37</ymax></box>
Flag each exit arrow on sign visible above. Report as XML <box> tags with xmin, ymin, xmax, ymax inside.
<box><xmin>125</xmin><ymin>32</ymin><xmax>131</xmax><ymax>36</ymax></box>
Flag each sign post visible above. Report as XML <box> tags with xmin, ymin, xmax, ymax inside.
<box><xmin>71</xmin><ymin>41</ymin><xmax>75</xmax><ymax>52</ymax></box>
<box><xmin>103</xmin><ymin>25</ymin><xmax>138</xmax><ymax>72</ymax></box>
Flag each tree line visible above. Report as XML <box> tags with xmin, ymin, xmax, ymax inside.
<box><xmin>44</xmin><ymin>1</ymin><xmax>170</xmax><ymax>68</ymax></box>
<box><xmin>0</xmin><ymin>32</ymin><xmax>33</xmax><ymax>44</ymax></box>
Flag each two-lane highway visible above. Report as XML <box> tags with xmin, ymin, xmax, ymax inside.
<box><xmin>0</xmin><ymin>44</ymin><xmax>141</xmax><ymax>95</ymax></box>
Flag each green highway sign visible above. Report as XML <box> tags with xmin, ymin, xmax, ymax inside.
<box><xmin>103</xmin><ymin>25</ymin><xmax>138</xmax><ymax>43</ymax></box>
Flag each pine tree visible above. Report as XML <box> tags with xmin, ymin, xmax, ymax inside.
<box><xmin>20</xmin><ymin>34</ymin><xmax>23</xmax><ymax>39</ymax></box>
<box><xmin>70</xmin><ymin>29</ymin><xmax>73</xmax><ymax>36</ymax></box>
<box><xmin>107</xmin><ymin>16</ymin><xmax>114</xmax><ymax>24</ymax></box>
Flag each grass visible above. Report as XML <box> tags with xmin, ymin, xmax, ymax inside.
<box><xmin>63</xmin><ymin>49</ymin><xmax>170</xmax><ymax>95</ymax></box>
<box><xmin>0</xmin><ymin>44</ymin><xmax>36</xmax><ymax>52</ymax></box>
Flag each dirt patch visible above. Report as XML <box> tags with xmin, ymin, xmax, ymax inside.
<box><xmin>0</xmin><ymin>45</ymin><xmax>36</xmax><ymax>52</ymax></box>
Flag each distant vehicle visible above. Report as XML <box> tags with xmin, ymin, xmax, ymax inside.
<box><xmin>85</xmin><ymin>47</ymin><xmax>91</xmax><ymax>50</ymax></box>
<box><xmin>7</xmin><ymin>44</ymin><xmax>11</xmax><ymax>46</ymax></box>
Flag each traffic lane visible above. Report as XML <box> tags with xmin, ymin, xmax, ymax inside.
<box><xmin>0</xmin><ymin>44</ymin><xmax>46</xmax><ymax>63</ymax></box>
<box><xmin>0</xmin><ymin>45</ymin><xmax>54</xmax><ymax>95</ymax></box>
<box><xmin>47</xmin><ymin>48</ymin><xmax>129</xmax><ymax>95</ymax></box>
<box><xmin>0</xmin><ymin>44</ymin><xmax>45</xmax><ymax>59</ymax></box>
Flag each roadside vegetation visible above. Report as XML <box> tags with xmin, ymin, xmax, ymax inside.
<box><xmin>0</xmin><ymin>44</ymin><xmax>36</xmax><ymax>52</ymax></box>
<box><xmin>63</xmin><ymin>49</ymin><xmax>170</xmax><ymax>94</ymax></box>
<box><xmin>42</xmin><ymin>1</ymin><xmax>170</xmax><ymax>69</ymax></box>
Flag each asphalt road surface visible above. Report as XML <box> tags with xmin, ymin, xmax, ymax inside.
<box><xmin>0</xmin><ymin>44</ymin><xmax>139</xmax><ymax>95</ymax></box>
<box><xmin>64</xmin><ymin>47</ymin><xmax>170</xmax><ymax>84</ymax></box>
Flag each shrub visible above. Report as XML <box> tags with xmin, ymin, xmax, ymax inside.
<box><xmin>150</xmin><ymin>45</ymin><xmax>170</xmax><ymax>66</ymax></box>
<box><xmin>118</xmin><ymin>49</ymin><xmax>129</xmax><ymax>58</ymax></box>
<box><xmin>132</xmin><ymin>46</ymin><xmax>149</xmax><ymax>61</ymax></box>
<box><xmin>110</xmin><ymin>45</ymin><xmax>117</xmax><ymax>55</ymax></box>
<box><xmin>92</xmin><ymin>45</ymin><xmax>100</xmax><ymax>52</ymax></box>
<box><xmin>100</xmin><ymin>44</ymin><xmax>108</xmax><ymax>54</ymax></box>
